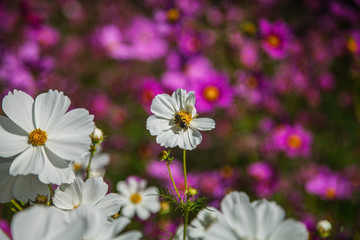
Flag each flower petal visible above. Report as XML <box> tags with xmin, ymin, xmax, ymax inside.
<box><xmin>114</xmin><ymin>231</ymin><xmax>142</xmax><ymax>240</ymax></box>
<box><xmin>190</xmin><ymin>118</ymin><xmax>216</xmax><ymax>131</ymax></box>
<box><xmin>95</xmin><ymin>193</ymin><xmax>122</xmax><ymax>216</ymax></box>
<box><xmin>33</xmin><ymin>90</ymin><xmax>71</xmax><ymax>131</ymax></box>
<box><xmin>269</xmin><ymin>219</ymin><xmax>308</xmax><ymax>240</ymax></box>
<box><xmin>0</xmin><ymin>128</ymin><xmax>29</xmax><ymax>158</ymax></box>
<box><xmin>122</xmin><ymin>204</ymin><xmax>135</xmax><ymax>218</ymax></box>
<box><xmin>150</xmin><ymin>93</ymin><xmax>176</xmax><ymax>119</ymax></box>
<box><xmin>2</xmin><ymin>90</ymin><xmax>34</xmax><ymax>133</ymax></box>
<box><xmin>44</xmin><ymin>146</ymin><xmax>71</xmax><ymax>168</ymax></box>
<box><xmin>156</xmin><ymin>129</ymin><xmax>179</xmax><ymax>148</ymax></box>
<box><xmin>146</xmin><ymin>115</ymin><xmax>174</xmax><ymax>136</ymax></box>
<box><xmin>10</xmin><ymin>147</ymin><xmax>45</xmax><ymax>175</ymax></box>
<box><xmin>184</xmin><ymin>91</ymin><xmax>197</xmax><ymax>117</ymax></box>
<box><xmin>13</xmin><ymin>175</ymin><xmax>49</xmax><ymax>203</ymax></box>
<box><xmin>135</xmin><ymin>205</ymin><xmax>151</xmax><ymax>220</ymax></box>
<box><xmin>38</xmin><ymin>160</ymin><xmax>75</xmax><ymax>185</ymax></box>
<box><xmin>117</xmin><ymin>181</ymin><xmax>131</xmax><ymax>198</ymax></box>
<box><xmin>172</xmin><ymin>89</ymin><xmax>187</xmax><ymax>110</ymax></box>
<box><xmin>0</xmin><ymin>116</ymin><xmax>28</xmax><ymax>136</ymax></box>
<box><xmin>53</xmin><ymin>187</ymin><xmax>78</xmax><ymax>210</ymax></box>
<box><xmin>187</xmin><ymin>127</ymin><xmax>202</xmax><ymax>150</ymax></box>
<box><xmin>82</xmin><ymin>177</ymin><xmax>108</xmax><ymax>205</ymax></box>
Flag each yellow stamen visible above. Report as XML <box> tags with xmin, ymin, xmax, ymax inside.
<box><xmin>73</xmin><ymin>163</ymin><xmax>82</xmax><ymax>171</ymax></box>
<box><xmin>347</xmin><ymin>38</ymin><xmax>358</xmax><ymax>53</ymax></box>
<box><xmin>167</xmin><ymin>8</ymin><xmax>180</xmax><ymax>22</ymax></box>
<box><xmin>203</xmin><ymin>86</ymin><xmax>220</xmax><ymax>102</ymax></box>
<box><xmin>28</xmin><ymin>129</ymin><xmax>48</xmax><ymax>146</ymax></box>
<box><xmin>325</xmin><ymin>187</ymin><xmax>336</xmax><ymax>199</ymax></box>
<box><xmin>130</xmin><ymin>193</ymin><xmax>142</xmax><ymax>204</ymax></box>
<box><xmin>267</xmin><ymin>35</ymin><xmax>280</xmax><ymax>47</ymax></box>
<box><xmin>287</xmin><ymin>134</ymin><xmax>302</xmax><ymax>149</ymax></box>
<box><xmin>73</xmin><ymin>204</ymin><xmax>80</xmax><ymax>209</ymax></box>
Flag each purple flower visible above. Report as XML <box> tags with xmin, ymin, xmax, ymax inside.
<box><xmin>259</xmin><ymin>18</ymin><xmax>292</xmax><ymax>59</ymax></box>
<box><xmin>177</xmin><ymin>30</ymin><xmax>203</xmax><ymax>55</ymax></box>
<box><xmin>126</xmin><ymin>17</ymin><xmax>168</xmax><ymax>61</ymax></box>
<box><xmin>306</xmin><ymin>172</ymin><xmax>352</xmax><ymax>200</ymax></box>
<box><xmin>271</xmin><ymin>124</ymin><xmax>312</xmax><ymax>158</ymax></box>
<box><xmin>247</xmin><ymin>162</ymin><xmax>273</xmax><ymax>181</ymax></box>
<box><xmin>346</xmin><ymin>31</ymin><xmax>360</xmax><ymax>55</ymax></box>
<box><xmin>137</xmin><ymin>78</ymin><xmax>164</xmax><ymax>114</ymax></box>
<box><xmin>192</xmin><ymin>72</ymin><xmax>234</xmax><ymax>113</ymax></box>
<box><xmin>25</xmin><ymin>25</ymin><xmax>59</xmax><ymax>47</ymax></box>
<box><xmin>235</xmin><ymin>72</ymin><xmax>270</xmax><ymax>106</ymax></box>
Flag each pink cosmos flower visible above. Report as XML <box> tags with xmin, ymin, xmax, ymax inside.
<box><xmin>137</xmin><ymin>78</ymin><xmax>164</xmax><ymax>114</ymax></box>
<box><xmin>346</xmin><ymin>31</ymin><xmax>360</xmax><ymax>55</ymax></box>
<box><xmin>247</xmin><ymin>162</ymin><xmax>273</xmax><ymax>181</ymax></box>
<box><xmin>306</xmin><ymin>172</ymin><xmax>352</xmax><ymax>200</ymax></box>
<box><xmin>259</xmin><ymin>18</ymin><xmax>292</xmax><ymax>59</ymax></box>
<box><xmin>271</xmin><ymin>124</ymin><xmax>312</xmax><ymax>158</ymax></box>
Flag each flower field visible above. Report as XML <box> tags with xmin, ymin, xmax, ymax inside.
<box><xmin>0</xmin><ymin>0</ymin><xmax>360</xmax><ymax>239</ymax></box>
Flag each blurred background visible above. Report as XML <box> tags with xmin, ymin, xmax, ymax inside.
<box><xmin>1</xmin><ymin>0</ymin><xmax>360</xmax><ymax>239</ymax></box>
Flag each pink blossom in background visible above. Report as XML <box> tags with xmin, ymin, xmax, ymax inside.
<box><xmin>271</xmin><ymin>124</ymin><xmax>312</xmax><ymax>158</ymax></box>
<box><xmin>96</xmin><ymin>24</ymin><xmax>132</xmax><ymax>60</ymax></box>
<box><xmin>235</xmin><ymin>72</ymin><xmax>270</xmax><ymax>106</ymax></box>
<box><xmin>25</xmin><ymin>25</ymin><xmax>60</xmax><ymax>47</ymax></box>
<box><xmin>126</xmin><ymin>17</ymin><xmax>168</xmax><ymax>61</ymax></box>
<box><xmin>247</xmin><ymin>162</ymin><xmax>273</xmax><ymax>181</ymax></box>
<box><xmin>192</xmin><ymin>72</ymin><xmax>234</xmax><ymax>113</ymax></box>
<box><xmin>177</xmin><ymin>30</ymin><xmax>203</xmax><ymax>55</ymax></box>
<box><xmin>306</xmin><ymin>172</ymin><xmax>352</xmax><ymax>200</ymax></box>
<box><xmin>90</xmin><ymin>94</ymin><xmax>111</xmax><ymax>119</ymax></box>
<box><xmin>346</xmin><ymin>31</ymin><xmax>360</xmax><ymax>55</ymax></box>
<box><xmin>137</xmin><ymin>78</ymin><xmax>164</xmax><ymax>113</ymax></box>
<box><xmin>239</xmin><ymin>40</ymin><xmax>259</xmax><ymax>68</ymax></box>
<box><xmin>0</xmin><ymin>219</ymin><xmax>11</xmax><ymax>239</ymax></box>
<box><xmin>259</xmin><ymin>18</ymin><xmax>292</xmax><ymax>59</ymax></box>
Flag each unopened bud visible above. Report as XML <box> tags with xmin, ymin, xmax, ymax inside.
<box><xmin>160</xmin><ymin>201</ymin><xmax>171</xmax><ymax>214</ymax></box>
<box><xmin>187</xmin><ymin>187</ymin><xmax>198</xmax><ymax>196</ymax></box>
<box><xmin>158</xmin><ymin>150</ymin><xmax>171</xmax><ymax>162</ymax></box>
<box><xmin>317</xmin><ymin>219</ymin><xmax>332</xmax><ymax>238</ymax></box>
<box><xmin>90</xmin><ymin>127</ymin><xmax>104</xmax><ymax>144</ymax></box>
<box><xmin>35</xmin><ymin>195</ymin><xmax>48</xmax><ymax>204</ymax></box>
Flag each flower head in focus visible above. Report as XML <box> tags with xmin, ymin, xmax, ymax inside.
<box><xmin>146</xmin><ymin>88</ymin><xmax>215</xmax><ymax>150</ymax></box>
<box><xmin>116</xmin><ymin>176</ymin><xmax>160</xmax><ymax>220</ymax></box>
<box><xmin>0</xmin><ymin>90</ymin><xmax>94</xmax><ymax>185</ymax></box>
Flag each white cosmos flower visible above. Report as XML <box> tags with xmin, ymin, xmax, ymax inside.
<box><xmin>53</xmin><ymin>177</ymin><xmax>122</xmax><ymax>216</ymax></box>
<box><xmin>0</xmin><ymin>160</ymin><xmax>49</xmax><ymax>203</ymax></box>
<box><xmin>0</xmin><ymin>90</ymin><xmax>94</xmax><ymax>185</ymax></box>
<box><xmin>204</xmin><ymin>191</ymin><xmax>308</xmax><ymax>240</ymax></box>
<box><xmin>116</xmin><ymin>177</ymin><xmax>160</xmax><ymax>220</ymax></box>
<box><xmin>146</xmin><ymin>88</ymin><xmax>215</xmax><ymax>150</ymax></box>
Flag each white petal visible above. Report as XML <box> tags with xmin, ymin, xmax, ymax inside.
<box><xmin>33</xmin><ymin>90</ymin><xmax>71</xmax><ymax>130</ymax></box>
<box><xmin>135</xmin><ymin>205</ymin><xmax>151</xmax><ymax>220</ymax></box>
<box><xmin>190</xmin><ymin>118</ymin><xmax>216</xmax><ymax>131</ymax></box>
<box><xmin>95</xmin><ymin>193</ymin><xmax>122</xmax><ymax>216</ymax></box>
<box><xmin>156</xmin><ymin>129</ymin><xmax>179</xmax><ymax>148</ymax></box>
<box><xmin>38</xmin><ymin>160</ymin><xmax>75</xmax><ymax>185</ymax></box>
<box><xmin>150</xmin><ymin>93</ymin><xmax>176</xmax><ymax>119</ymax></box>
<box><xmin>53</xmin><ymin>187</ymin><xmax>78</xmax><ymax>210</ymax></box>
<box><xmin>269</xmin><ymin>219</ymin><xmax>308</xmax><ymax>240</ymax></box>
<box><xmin>142</xmin><ymin>198</ymin><xmax>160</xmax><ymax>213</ymax></box>
<box><xmin>0</xmin><ymin>128</ymin><xmax>29</xmax><ymax>158</ymax></box>
<box><xmin>0</xmin><ymin>229</ymin><xmax>10</xmax><ymax>240</ymax></box>
<box><xmin>187</xmin><ymin>127</ymin><xmax>202</xmax><ymax>150</ymax></box>
<box><xmin>0</xmin><ymin>174</ymin><xmax>16</xmax><ymax>203</ymax></box>
<box><xmin>13</xmin><ymin>175</ymin><xmax>49</xmax><ymax>203</ymax></box>
<box><xmin>122</xmin><ymin>204</ymin><xmax>135</xmax><ymax>218</ymax></box>
<box><xmin>184</xmin><ymin>91</ymin><xmax>197</xmax><ymax>117</ymax></box>
<box><xmin>2</xmin><ymin>90</ymin><xmax>34</xmax><ymax>133</ymax></box>
<box><xmin>172</xmin><ymin>89</ymin><xmax>187</xmax><ymax>110</ymax></box>
<box><xmin>82</xmin><ymin>177</ymin><xmax>108</xmax><ymax>204</ymax></box>
<box><xmin>146</xmin><ymin>115</ymin><xmax>174</xmax><ymax>136</ymax></box>
<box><xmin>253</xmin><ymin>200</ymin><xmax>285</xmax><ymax>239</ymax></box>
<box><xmin>116</xmin><ymin>181</ymin><xmax>131</xmax><ymax>198</ymax></box>
<box><xmin>0</xmin><ymin>116</ymin><xmax>28</xmax><ymax>136</ymax></box>
<box><xmin>114</xmin><ymin>231</ymin><xmax>142</xmax><ymax>240</ymax></box>
<box><xmin>44</xmin><ymin>146</ymin><xmax>71</xmax><ymax>168</ymax></box>
<box><xmin>205</xmin><ymin>219</ymin><xmax>238</xmax><ymax>240</ymax></box>
<box><xmin>10</xmin><ymin>147</ymin><xmax>45</xmax><ymax>175</ymax></box>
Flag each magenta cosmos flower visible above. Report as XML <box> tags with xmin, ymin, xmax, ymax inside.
<box><xmin>305</xmin><ymin>172</ymin><xmax>352</xmax><ymax>200</ymax></box>
<box><xmin>192</xmin><ymin>72</ymin><xmax>234</xmax><ymax>113</ymax></box>
<box><xmin>259</xmin><ymin>19</ymin><xmax>292</xmax><ymax>59</ymax></box>
<box><xmin>271</xmin><ymin>124</ymin><xmax>312</xmax><ymax>158</ymax></box>
<box><xmin>346</xmin><ymin>31</ymin><xmax>360</xmax><ymax>55</ymax></box>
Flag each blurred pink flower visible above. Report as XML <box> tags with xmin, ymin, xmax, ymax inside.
<box><xmin>247</xmin><ymin>162</ymin><xmax>273</xmax><ymax>181</ymax></box>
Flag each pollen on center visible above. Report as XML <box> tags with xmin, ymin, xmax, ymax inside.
<box><xmin>28</xmin><ymin>128</ymin><xmax>48</xmax><ymax>146</ymax></box>
<box><xmin>267</xmin><ymin>34</ymin><xmax>281</xmax><ymax>48</ymax></box>
<box><xmin>287</xmin><ymin>134</ymin><xmax>302</xmax><ymax>149</ymax></box>
<box><xmin>130</xmin><ymin>193</ymin><xmax>142</xmax><ymax>204</ymax></box>
<box><xmin>203</xmin><ymin>85</ymin><xmax>220</xmax><ymax>102</ymax></box>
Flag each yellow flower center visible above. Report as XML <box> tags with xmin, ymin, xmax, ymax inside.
<box><xmin>167</xmin><ymin>8</ymin><xmax>180</xmax><ymax>22</ymax></box>
<box><xmin>73</xmin><ymin>163</ymin><xmax>82</xmax><ymax>171</ymax></box>
<box><xmin>347</xmin><ymin>38</ymin><xmax>358</xmax><ymax>53</ymax></box>
<box><xmin>325</xmin><ymin>187</ymin><xmax>336</xmax><ymax>199</ymax></box>
<box><xmin>130</xmin><ymin>193</ymin><xmax>142</xmax><ymax>204</ymax></box>
<box><xmin>73</xmin><ymin>204</ymin><xmax>80</xmax><ymax>209</ymax></box>
<box><xmin>267</xmin><ymin>34</ymin><xmax>281</xmax><ymax>48</ymax></box>
<box><xmin>287</xmin><ymin>134</ymin><xmax>302</xmax><ymax>149</ymax></box>
<box><xmin>174</xmin><ymin>110</ymin><xmax>192</xmax><ymax>129</ymax></box>
<box><xmin>242</xmin><ymin>22</ymin><xmax>257</xmax><ymax>35</ymax></box>
<box><xmin>203</xmin><ymin>86</ymin><xmax>220</xmax><ymax>102</ymax></box>
<box><xmin>28</xmin><ymin>129</ymin><xmax>48</xmax><ymax>146</ymax></box>
<box><xmin>246</xmin><ymin>76</ymin><xmax>259</xmax><ymax>89</ymax></box>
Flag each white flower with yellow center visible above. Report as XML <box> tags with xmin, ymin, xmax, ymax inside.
<box><xmin>53</xmin><ymin>177</ymin><xmax>122</xmax><ymax>216</ymax></box>
<box><xmin>204</xmin><ymin>191</ymin><xmax>308</xmax><ymax>240</ymax></box>
<box><xmin>116</xmin><ymin>177</ymin><xmax>160</xmax><ymax>220</ymax></box>
<box><xmin>0</xmin><ymin>90</ymin><xmax>94</xmax><ymax>185</ymax></box>
<box><xmin>146</xmin><ymin>88</ymin><xmax>215</xmax><ymax>150</ymax></box>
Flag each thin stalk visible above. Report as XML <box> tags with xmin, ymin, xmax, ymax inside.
<box><xmin>48</xmin><ymin>184</ymin><xmax>53</xmax><ymax>197</ymax></box>
<box><xmin>86</xmin><ymin>144</ymin><xmax>96</xmax><ymax>179</ymax></box>
<box><xmin>183</xmin><ymin>149</ymin><xmax>188</xmax><ymax>196</ymax></box>
<box><xmin>11</xmin><ymin>199</ymin><xmax>22</xmax><ymax>211</ymax></box>
<box><xmin>183</xmin><ymin>209</ymin><xmax>189</xmax><ymax>240</ymax></box>
<box><xmin>167</xmin><ymin>162</ymin><xmax>183</xmax><ymax>204</ymax></box>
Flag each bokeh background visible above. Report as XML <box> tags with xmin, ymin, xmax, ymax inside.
<box><xmin>1</xmin><ymin>0</ymin><xmax>360</xmax><ymax>239</ymax></box>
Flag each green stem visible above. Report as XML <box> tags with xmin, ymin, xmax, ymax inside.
<box><xmin>167</xmin><ymin>162</ymin><xmax>183</xmax><ymax>204</ymax></box>
<box><xmin>48</xmin><ymin>184</ymin><xmax>53</xmax><ymax>197</ymax></box>
<box><xmin>11</xmin><ymin>199</ymin><xmax>22</xmax><ymax>211</ymax></box>
<box><xmin>183</xmin><ymin>149</ymin><xmax>188</xmax><ymax>198</ymax></box>
<box><xmin>86</xmin><ymin>144</ymin><xmax>96</xmax><ymax>179</ymax></box>
<box><xmin>183</xmin><ymin>210</ymin><xmax>189</xmax><ymax>240</ymax></box>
